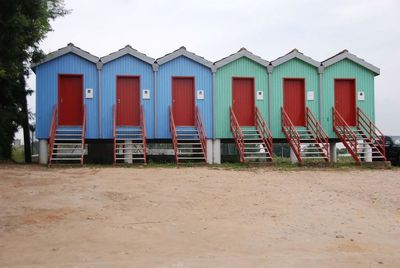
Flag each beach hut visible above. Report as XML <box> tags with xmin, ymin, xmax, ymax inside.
<box><xmin>270</xmin><ymin>49</ymin><xmax>329</xmax><ymax>164</ymax></box>
<box><xmin>100</xmin><ymin>45</ymin><xmax>155</xmax><ymax>164</ymax></box>
<box><xmin>321</xmin><ymin>50</ymin><xmax>385</xmax><ymax>163</ymax></box>
<box><xmin>214</xmin><ymin>48</ymin><xmax>273</xmax><ymax>163</ymax></box>
<box><xmin>155</xmin><ymin>47</ymin><xmax>213</xmax><ymax>163</ymax></box>
<box><xmin>32</xmin><ymin>43</ymin><xmax>99</xmax><ymax>165</ymax></box>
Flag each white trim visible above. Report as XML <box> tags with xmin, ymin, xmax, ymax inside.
<box><xmin>271</xmin><ymin>49</ymin><xmax>319</xmax><ymax>68</ymax></box>
<box><xmin>322</xmin><ymin>50</ymin><xmax>380</xmax><ymax>75</ymax></box>
<box><xmin>101</xmin><ymin>45</ymin><xmax>154</xmax><ymax>65</ymax></box>
<box><xmin>214</xmin><ymin>48</ymin><xmax>269</xmax><ymax>69</ymax></box>
<box><xmin>156</xmin><ymin>47</ymin><xmax>213</xmax><ymax>69</ymax></box>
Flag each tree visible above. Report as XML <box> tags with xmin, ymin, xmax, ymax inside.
<box><xmin>0</xmin><ymin>0</ymin><xmax>69</xmax><ymax>161</ymax></box>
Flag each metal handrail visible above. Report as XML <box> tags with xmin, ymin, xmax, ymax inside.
<box><xmin>112</xmin><ymin>104</ymin><xmax>116</xmax><ymax>164</ymax></box>
<box><xmin>306</xmin><ymin>107</ymin><xmax>329</xmax><ymax>161</ymax></box>
<box><xmin>255</xmin><ymin>107</ymin><xmax>273</xmax><ymax>160</ymax></box>
<box><xmin>140</xmin><ymin>105</ymin><xmax>147</xmax><ymax>163</ymax></box>
<box><xmin>332</xmin><ymin>107</ymin><xmax>359</xmax><ymax>162</ymax></box>
<box><xmin>195</xmin><ymin>106</ymin><xmax>207</xmax><ymax>160</ymax></box>
<box><xmin>48</xmin><ymin>105</ymin><xmax>58</xmax><ymax>165</ymax></box>
<box><xmin>80</xmin><ymin>104</ymin><xmax>86</xmax><ymax>165</ymax></box>
<box><xmin>169</xmin><ymin>106</ymin><xmax>179</xmax><ymax>163</ymax></box>
<box><xmin>356</xmin><ymin>108</ymin><xmax>386</xmax><ymax>160</ymax></box>
<box><xmin>230</xmin><ymin>107</ymin><xmax>245</xmax><ymax>162</ymax></box>
<box><xmin>281</xmin><ymin>107</ymin><xmax>302</xmax><ymax>163</ymax></box>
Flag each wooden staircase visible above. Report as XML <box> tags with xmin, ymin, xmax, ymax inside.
<box><xmin>48</xmin><ymin>105</ymin><xmax>86</xmax><ymax>165</ymax></box>
<box><xmin>170</xmin><ymin>106</ymin><xmax>207</xmax><ymax>163</ymax></box>
<box><xmin>282</xmin><ymin>107</ymin><xmax>329</xmax><ymax>164</ymax></box>
<box><xmin>333</xmin><ymin>107</ymin><xmax>386</xmax><ymax>163</ymax></box>
<box><xmin>230</xmin><ymin>107</ymin><xmax>273</xmax><ymax>163</ymax></box>
<box><xmin>113</xmin><ymin>105</ymin><xmax>147</xmax><ymax>164</ymax></box>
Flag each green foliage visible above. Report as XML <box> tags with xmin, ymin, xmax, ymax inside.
<box><xmin>0</xmin><ymin>0</ymin><xmax>69</xmax><ymax>159</ymax></box>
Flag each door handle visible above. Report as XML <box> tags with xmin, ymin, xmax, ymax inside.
<box><xmin>117</xmin><ymin>99</ymin><xmax>121</xmax><ymax>104</ymax></box>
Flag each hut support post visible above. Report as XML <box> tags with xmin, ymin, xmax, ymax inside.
<box><xmin>290</xmin><ymin>148</ymin><xmax>298</xmax><ymax>164</ymax></box>
<box><xmin>39</xmin><ymin>139</ymin><xmax>48</xmax><ymax>165</ymax></box>
<box><xmin>206</xmin><ymin>139</ymin><xmax>213</xmax><ymax>164</ymax></box>
<box><xmin>330</xmin><ymin>142</ymin><xmax>337</xmax><ymax>163</ymax></box>
<box><xmin>213</xmin><ymin>139</ymin><xmax>221</xmax><ymax>164</ymax></box>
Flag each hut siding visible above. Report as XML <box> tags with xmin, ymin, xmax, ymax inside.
<box><xmin>271</xmin><ymin>58</ymin><xmax>320</xmax><ymax>138</ymax></box>
<box><xmin>322</xmin><ymin>59</ymin><xmax>375</xmax><ymax>138</ymax></box>
<box><xmin>36</xmin><ymin>53</ymin><xmax>99</xmax><ymax>139</ymax></box>
<box><xmin>215</xmin><ymin>57</ymin><xmax>269</xmax><ymax>139</ymax></box>
<box><xmin>101</xmin><ymin>55</ymin><xmax>155</xmax><ymax>139</ymax></box>
<box><xmin>156</xmin><ymin>56</ymin><xmax>213</xmax><ymax>139</ymax></box>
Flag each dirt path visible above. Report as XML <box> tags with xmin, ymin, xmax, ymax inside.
<box><xmin>0</xmin><ymin>165</ymin><xmax>399</xmax><ymax>267</ymax></box>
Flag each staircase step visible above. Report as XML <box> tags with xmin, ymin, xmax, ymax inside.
<box><xmin>178</xmin><ymin>157</ymin><xmax>206</xmax><ymax>160</ymax></box>
<box><xmin>244</xmin><ymin>156</ymin><xmax>271</xmax><ymax>159</ymax></box>
<box><xmin>51</xmin><ymin>158</ymin><xmax>82</xmax><ymax>161</ymax></box>
<box><xmin>177</xmin><ymin>142</ymin><xmax>201</xmax><ymax>145</ymax></box>
<box><xmin>53</xmin><ymin>144</ymin><xmax>82</xmax><ymax>146</ymax></box>
<box><xmin>115</xmin><ymin>157</ymin><xmax>145</xmax><ymax>160</ymax></box>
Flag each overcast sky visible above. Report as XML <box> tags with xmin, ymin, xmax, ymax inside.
<box><xmin>26</xmin><ymin>0</ymin><xmax>400</xmax><ymax>137</ymax></box>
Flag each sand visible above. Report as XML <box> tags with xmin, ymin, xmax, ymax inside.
<box><xmin>0</xmin><ymin>165</ymin><xmax>399</xmax><ymax>267</ymax></box>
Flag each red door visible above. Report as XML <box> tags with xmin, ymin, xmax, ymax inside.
<box><xmin>232</xmin><ymin>78</ymin><xmax>254</xmax><ymax>126</ymax></box>
<box><xmin>334</xmin><ymin>79</ymin><xmax>356</xmax><ymax>126</ymax></box>
<box><xmin>172</xmin><ymin>77</ymin><xmax>195</xmax><ymax>126</ymax></box>
<box><xmin>283</xmin><ymin>78</ymin><xmax>305</xmax><ymax>126</ymax></box>
<box><xmin>58</xmin><ymin>75</ymin><xmax>83</xmax><ymax>126</ymax></box>
<box><xmin>116</xmin><ymin>76</ymin><xmax>140</xmax><ymax>126</ymax></box>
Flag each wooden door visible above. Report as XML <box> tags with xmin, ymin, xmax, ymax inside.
<box><xmin>232</xmin><ymin>78</ymin><xmax>255</xmax><ymax>126</ymax></box>
<box><xmin>283</xmin><ymin>78</ymin><xmax>305</xmax><ymax>126</ymax></box>
<box><xmin>172</xmin><ymin>77</ymin><xmax>195</xmax><ymax>126</ymax></box>
<box><xmin>334</xmin><ymin>79</ymin><xmax>356</xmax><ymax>126</ymax></box>
<box><xmin>116</xmin><ymin>76</ymin><xmax>140</xmax><ymax>126</ymax></box>
<box><xmin>58</xmin><ymin>75</ymin><xmax>83</xmax><ymax>126</ymax></box>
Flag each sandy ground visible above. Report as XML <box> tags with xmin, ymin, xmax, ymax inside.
<box><xmin>0</xmin><ymin>165</ymin><xmax>399</xmax><ymax>268</ymax></box>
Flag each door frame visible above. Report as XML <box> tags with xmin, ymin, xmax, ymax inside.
<box><xmin>115</xmin><ymin>75</ymin><xmax>141</xmax><ymax>126</ymax></box>
<box><xmin>231</xmin><ymin>77</ymin><xmax>256</xmax><ymax>125</ymax></box>
<box><xmin>334</xmin><ymin>78</ymin><xmax>357</xmax><ymax>124</ymax></box>
<box><xmin>282</xmin><ymin>77</ymin><xmax>306</xmax><ymax>125</ymax></box>
<box><xmin>171</xmin><ymin>76</ymin><xmax>196</xmax><ymax>125</ymax></box>
<box><xmin>57</xmin><ymin>74</ymin><xmax>84</xmax><ymax>126</ymax></box>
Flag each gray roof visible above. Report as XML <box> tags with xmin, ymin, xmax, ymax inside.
<box><xmin>31</xmin><ymin>43</ymin><xmax>99</xmax><ymax>70</ymax></box>
<box><xmin>271</xmin><ymin>49</ymin><xmax>319</xmax><ymax>68</ymax></box>
<box><xmin>322</xmin><ymin>50</ymin><xmax>380</xmax><ymax>75</ymax></box>
<box><xmin>100</xmin><ymin>45</ymin><xmax>154</xmax><ymax>65</ymax></box>
<box><xmin>155</xmin><ymin>46</ymin><xmax>213</xmax><ymax>69</ymax></box>
<box><xmin>214</xmin><ymin>48</ymin><xmax>269</xmax><ymax>69</ymax></box>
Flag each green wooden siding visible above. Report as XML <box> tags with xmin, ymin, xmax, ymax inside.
<box><xmin>215</xmin><ymin>57</ymin><xmax>269</xmax><ymax>138</ymax></box>
<box><xmin>322</xmin><ymin>59</ymin><xmax>376</xmax><ymax>137</ymax></box>
<box><xmin>270</xmin><ymin>58</ymin><xmax>320</xmax><ymax>138</ymax></box>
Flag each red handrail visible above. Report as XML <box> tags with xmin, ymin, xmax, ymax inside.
<box><xmin>230</xmin><ymin>107</ymin><xmax>245</xmax><ymax>162</ymax></box>
<box><xmin>140</xmin><ymin>105</ymin><xmax>147</xmax><ymax>163</ymax></box>
<box><xmin>169</xmin><ymin>106</ymin><xmax>179</xmax><ymax>163</ymax></box>
<box><xmin>112</xmin><ymin>104</ymin><xmax>116</xmax><ymax>164</ymax></box>
<box><xmin>356</xmin><ymin>108</ymin><xmax>386</xmax><ymax>160</ymax></box>
<box><xmin>332</xmin><ymin>107</ymin><xmax>359</xmax><ymax>163</ymax></box>
<box><xmin>306</xmin><ymin>107</ymin><xmax>329</xmax><ymax>162</ymax></box>
<box><xmin>255</xmin><ymin>107</ymin><xmax>273</xmax><ymax>160</ymax></box>
<box><xmin>48</xmin><ymin>105</ymin><xmax>58</xmax><ymax>165</ymax></box>
<box><xmin>281</xmin><ymin>107</ymin><xmax>302</xmax><ymax>163</ymax></box>
<box><xmin>80</xmin><ymin>104</ymin><xmax>86</xmax><ymax>165</ymax></box>
<box><xmin>195</xmin><ymin>106</ymin><xmax>207</xmax><ymax>160</ymax></box>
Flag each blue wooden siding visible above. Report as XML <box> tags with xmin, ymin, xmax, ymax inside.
<box><xmin>35</xmin><ymin>53</ymin><xmax>99</xmax><ymax>139</ymax></box>
<box><xmin>101</xmin><ymin>55</ymin><xmax>155</xmax><ymax>139</ymax></box>
<box><xmin>156</xmin><ymin>56</ymin><xmax>213</xmax><ymax>138</ymax></box>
